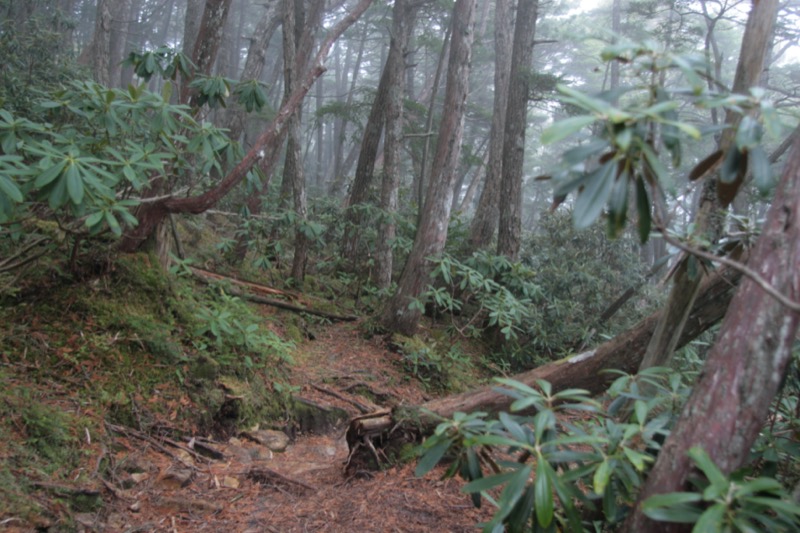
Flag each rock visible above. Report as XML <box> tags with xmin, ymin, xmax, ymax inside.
<box><xmin>130</xmin><ymin>472</ymin><xmax>149</xmax><ymax>484</ymax></box>
<box><xmin>222</xmin><ymin>476</ymin><xmax>240</xmax><ymax>489</ymax></box>
<box><xmin>158</xmin><ymin>468</ymin><xmax>194</xmax><ymax>489</ymax></box>
<box><xmin>241</xmin><ymin>429</ymin><xmax>290</xmax><ymax>452</ymax></box>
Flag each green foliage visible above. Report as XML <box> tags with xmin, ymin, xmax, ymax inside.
<box><xmin>521</xmin><ymin>212</ymin><xmax>654</xmax><ymax>359</ymax></box>
<box><xmin>419</xmin><ymin>251</ymin><xmax>539</xmax><ymax>343</ymax></box>
<box><xmin>0</xmin><ymin>12</ymin><xmax>80</xmax><ymax>116</ymax></box>
<box><xmin>396</xmin><ymin>336</ymin><xmax>475</xmax><ymax>392</ymax></box>
<box><xmin>416</xmin><ymin>368</ymin><xmax>683</xmax><ymax>532</ymax></box>
<box><xmin>193</xmin><ymin>286</ymin><xmax>295</xmax><ymax>372</ymax></box>
<box><xmin>123</xmin><ymin>46</ymin><xmax>194</xmax><ymax>82</ymax></box>
<box><xmin>422</xmin><ymin>219</ymin><xmax>652</xmax><ymax>366</ymax></box>
<box><xmin>542</xmin><ymin>40</ymin><xmax>784</xmax><ymax>240</ymax></box>
<box><xmin>642</xmin><ymin>447</ymin><xmax>800</xmax><ymax>531</ymax></box>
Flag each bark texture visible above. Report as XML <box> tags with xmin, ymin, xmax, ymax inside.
<box><xmin>468</xmin><ymin>0</ymin><xmax>512</xmax><ymax>250</ymax></box>
<box><xmin>375</xmin><ymin>0</ymin><xmax>415</xmax><ymax>288</ymax></box>
<box><xmin>496</xmin><ymin>0</ymin><xmax>538</xmax><ymax>260</ymax></box>
<box><xmin>380</xmin><ymin>0</ymin><xmax>477</xmax><ymax>335</ymax></box>
<box><xmin>624</xmin><ymin>120</ymin><xmax>800</xmax><ymax>533</ymax></box>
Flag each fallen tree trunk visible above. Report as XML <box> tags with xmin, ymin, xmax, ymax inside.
<box><xmin>346</xmin><ymin>264</ymin><xmax>741</xmax><ymax>463</ymax></box>
<box><xmin>421</xmin><ymin>264</ymin><xmax>741</xmax><ymax>420</ymax></box>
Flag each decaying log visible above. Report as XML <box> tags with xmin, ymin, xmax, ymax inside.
<box><xmin>190</xmin><ymin>267</ymin><xmax>297</xmax><ymax>299</ymax></box>
<box><xmin>190</xmin><ymin>269</ymin><xmax>359</xmax><ymax>322</ymax></box>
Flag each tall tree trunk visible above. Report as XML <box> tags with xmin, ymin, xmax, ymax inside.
<box><xmin>638</xmin><ymin>0</ymin><xmax>779</xmax><ymax>371</ymax></box>
<box><xmin>380</xmin><ymin>0</ymin><xmax>477</xmax><ymax>336</ymax></box>
<box><xmin>623</xmin><ymin>124</ymin><xmax>800</xmax><ymax>533</ymax></box>
<box><xmin>497</xmin><ymin>0</ymin><xmax>539</xmax><ymax>261</ymax></box>
<box><xmin>283</xmin><ymin>0</ymin><xmax>323</xmax><ymax>284</ymax></box>
<box><xmin>79</xmin><ymin>0</ymin><xmax>112</xmax><ymax>86</ymax></box>
<box><xmin>412</xmin><ymin>22</ymin><xmax>451</xmax><ymax>222</ymax></box>
<box><xmin>181</xmin><ymin>0</ymin><xmax>206</xmax><ymax>69</ymax></box>
<box><xmin>375</xmin><ymin>0</ymin><xmax>415</xmax><ymax>289</ymax></box>
<box><xmin>468</xmin><ymin>0</ymin><xmax>512</xmax><ymax>250</ymax></box>
<box><xmin>118</xmin><ymin>0</ymin><xmax>376</xmax><ymax>253</ymax></box>
<box><xmin>108</xmin><ymin>0</ymin><xmax>133</xmax><ymax>87</ymax></box>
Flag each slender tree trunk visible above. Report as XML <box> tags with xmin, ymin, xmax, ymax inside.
<box><xmin>375</xmin><ymin>0</ymin><xmax>415</xmax><ymax>289</ymax></box>
<box><xmin>624</xmin><ymin>124</ymin><xmax>800</xmax><ymax>533</ymax></box>
<box><xmin>638</xmin><ymin>0</ymin><xmax>779</xmax><ymax>371</ymax></box>
<box><xmin>468</xmin><ymin>0</ymin><xmax>512</xmax><ymax>250</ymax></box>
<box><xmin>497</xmin><ymin>0</ymin><xmax>539</xmax><ymax>261</ymax></box>
<box><xmin>413</xmin><ymin>22</ymin><xmax>451</xmax><ymax>221</ymax></box>
<box><xmin>283</xmin><ymin>0</ymin><xmax>324</xmax><ymax>284</ymax></box>
<box><xmin>340</xmin><ymin>62</ymin><xmax>390</xmax><ymax>265</ymax></box>
<box><xmin>380</xmin><ymin>0</ymin><xmax>477</xmax><ymax>336</ymax></box>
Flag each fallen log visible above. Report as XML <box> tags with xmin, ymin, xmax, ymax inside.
<box><xmin>190</xmin><ymin>269</ymin><xmax>359</xmax><ymax>322</ymax></box>
<box><xmin>346</xmin><ymin>264</ymin><xmax>742</xmax><ymax>463</ymax></box>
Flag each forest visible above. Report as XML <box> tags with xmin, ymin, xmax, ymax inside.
<box><xmin>0</xmin><ymin>0</ymin><xmax>799</xmax><ymax>531</ymax></box>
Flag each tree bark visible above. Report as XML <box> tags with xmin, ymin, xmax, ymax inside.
<box><xmin>468</xmin><ymin>0</ymin><xmax>512</xmax><ymax>250</ymax></box>
<box><xmin>79</xmin><ymin>0</ymin><xmax>112</xmax><ymax>86</ymax></box>
<box><xmin>118</xmin><ymin>0</ymin><xmax>376</xmax><ymax>253</ymax></box>
<box><xmin>379</xmin><ymin>0</ymin><xmax>477</xmax><ymax>335</ymax></box>
<box><xmin>375</xmin><ymin>0</ymin><xmax>415</xmax><ymax>289</ymax></box>
<box><xmin>623</xmin><ymin>117</ymin><xmax>800</xmax><ymax>533</ymax></box>
<box><xmin>497</xmin><ymin>0</ymin><xmax>539</xmax><ymax>261</ymax></box>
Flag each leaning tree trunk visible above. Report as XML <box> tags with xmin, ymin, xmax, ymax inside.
<box><xmin>638</xmin><ymin>0</ymin><xmax>778</xmax><ymax>371</ymax></box>
<box><xmin>349</xmin><ymin>263</ymin><xmax>741</xmax><ymax>456</ymax></box>
<box><xmin>117</xmin><ymin>0</ymin><xmax>375</xmax><ymax>254</ymax></box>
<box><xmin>623</xmin><ymin>115</ymin><xmax>800</xmax><ymax>533</ymax></box>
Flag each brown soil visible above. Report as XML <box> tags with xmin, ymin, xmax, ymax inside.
<box><xmin>7</xmin><ymin>321</ymin><xmax>495</xmax><ymax>532</ymax></box>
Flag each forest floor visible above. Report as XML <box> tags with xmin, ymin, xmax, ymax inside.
<box><xmin>1</xmin><ymin>285</ymin><xmax>497</xmax><ymax>533</ymax></box>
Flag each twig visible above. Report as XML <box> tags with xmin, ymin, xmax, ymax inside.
<box><xmin>660</xmin><ymin>231</ymin><xmax>800</xmax><ymax>312</ymax></box>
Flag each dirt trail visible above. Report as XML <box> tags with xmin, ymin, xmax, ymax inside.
<box><xmin>72</xmin><ymin>322</ymin><xmax>494</xmax><ymax>532</ymax></box>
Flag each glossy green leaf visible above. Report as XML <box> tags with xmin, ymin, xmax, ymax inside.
<box><xmin>0</xmin><ymin>174</ymin><xmax>23</xmax><ymax>203</ymax></box>
<box><xmin>415</xmin><ymin>438</ymin><xmax>453</xmax><ymax>477</ymax></box>
<box><xmin>65</xmin><ymin>164</ymin><xmax>84</xmax><ymax>205</ymax></box>
<box><xmin>688</xmin><ymin>447</ymin><xmax>727</xmax><ymax>489</ymax></box>
<box><xmin>593</xmin><ymin>459</ymin><xmax>612</xmax><ymax>495</ymax></box>
<box><xmin>735</xmin><ymin>115</ymin><xmax>761</xmax><ymax>150</ymax></box>
<box><xmin>719</xmin><ymin>147</ymin><xmax>744</xmax><ymax>185</ymax></box>
<box><xmin>573</xmin><ymin>160</ymin><xmax>616</xmax><ymax>229</ymax></box>
<box><xmin>462</xmin><ymin>470</ymin><xmax>519</xmax><ymax>494</ymax></box>
<box><xmin>749</xmin><ymin>145</ymin><xmax>773</xmax><ymax>194</ymax></box>
<box><xmin>542</xmin><ymin>115</ymin><xmax>596</xmax><ymax>145</ymax></box>
<box><xmin>534</xmin><ymin>460</ymin><xmax>554</xmax><ymax>527</ymax></box>
<box><xmin>692</xmin><ymin>503</ymin><xmax>725</xmax><ymax>533</ymax></box>
<box><xmin>34</xmin><ymin>158</ymin><xmax>67</xmax><ymax>187</ymax></box>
